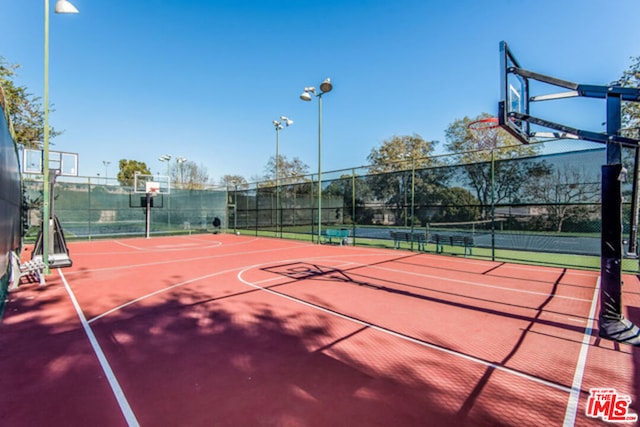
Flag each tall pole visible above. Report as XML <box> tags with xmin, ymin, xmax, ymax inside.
<box><xmin>491</xmin><ymin>148</ymin><xmax>495</xmax><ymax>261</ymax></box>
<box><xmin>42</xmin><ymin>0</ymin><xmax>78</xmax><ymax>274</ymax></box>
<box><xmin>159</xmin><ymin>155</ymin><xmax>171</xmax><ymax>227</ymax></box>
<box><xmin>272</xmin><ymin>116</ymin><xmax>292</xmax><ymax>238</ymax></box>
<box><xmin>352</xmin><ymin>168</ymin><xmax>356</xmax><ymax>246</ymax></box>
<box><xmin>43</xmin><ymin>0</ymin><xmax>51</xmax><ymax>273</ymax></box>
<box><xmin>275</xmin><ymin>125</ymin><xmax>280</xmax><ymax>237</ymax></box>
<box><xmin>103</xmin><ymin>160</ymin><xmax>110</xmax><ymax>184</ymax></box>
<box><xmin>410</xmin><ymin>157</ymin><xmax>415</xmax><ymax>251</ymax></box>
<box><xmin>300</xmin><ymin>79</ymin><xmax>332</xmax><ymax>244</ymax></box>
<box><xmin>317</xmin><ymin>94</ymin><xmax>323</xmax><ymax>244</ymax></box>
<box><xmin>598</xmin><ymin>90</ymin><xmax>640</xmax><ymax>346</ymax></box>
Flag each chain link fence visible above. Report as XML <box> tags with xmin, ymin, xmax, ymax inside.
<box><xmin>230</xmin><ymin>140</ymin><xmax>638</xmax><ymax>270</ymax></box>
<box><xmin>22</xmin><ymin>140</ymin><xmax>640</xmax><ymax>271</ymax></box>
<box><xmin>23</xmin><ymin>177</ymin><xmax>228</xmax><ymax>239</ymax></box>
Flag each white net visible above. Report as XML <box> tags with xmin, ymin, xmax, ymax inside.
<box><xmin>468</xmin><ymin>118</ymin><xmax>500</xmax><ymax>150</ymax></box>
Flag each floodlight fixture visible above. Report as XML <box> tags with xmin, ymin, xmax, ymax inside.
<box><xmin>319</xmin><ymin>78</ymin><xmax>333</xmax><ymax>93</ymax></box>
<box><xmin>281</xmin><ymin>116</ymin><xmax>294</xmax><ymax>127</ymax></box>
<box><xmin>54</xmin><ymin>0</ymin><xmax>79</xmax><ymax>14</ymax></box>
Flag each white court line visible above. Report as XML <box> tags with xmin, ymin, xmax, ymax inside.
<box><xmin>237</xmin><ymin>263</ymin><xmax>574</xmax><ymax>393</ymax></box>
<box><xmin>113</xmin><ymin>240</ymin><xmax>147</xmax><ymax>250</ymax></box>
<box><xmin>368</xmin><ymin>264</ymin><xmax>592</xmax><ymax>303</ymax></box>
<box><xmin>62</xmin><ymin>232</ymin><xmax>601</xmax><ymax>411</ymax></box>
<box><xmin>113</xmin><ymin>239</ymin><xmax>223</xmax><ymax>252</ymax></box>
<box><xmin>88</xmin><ymin>266</ymin><xmax>247</xmax><ymax>323</ymax></box>
<box><xmin>90</xmin><ymin>259</ymin><xmax>360</xmax><ymax>322</ymax></box>
<box><xmin>83</xmin><ymin>239</ymin><xmax>587</xmax><ymax>326</ymax></box>
<box><xmin>65</xmin><ymin>244</ymin><xmax>313</xmax><ymax>276</ymax></box>
<box><xmin>562</xmin><ymin>277</ymin><xmax>600</xmax><ymax>427</ymax></box>
<box><xmin>59</xmin><ymin>269</ymin><xmax>140</xmax><ymax>427</ymax></box>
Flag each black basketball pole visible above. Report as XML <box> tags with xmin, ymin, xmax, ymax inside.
<box><xmin>627</xmin><ymin>143</ymin><xmax>640</xmax><ymax>257</ymax></box>
<box><xmin>598</xmin><ymin>91</ymin><xmax>640</xmax><ymax>346</ymax></box>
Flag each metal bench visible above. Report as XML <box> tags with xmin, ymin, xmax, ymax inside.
<box><xmin>9</xmin><ymin>251</ymin><xmax>46</xmax><ymax>290</ymax></box>
<box><xmin>390</xmin><ymin>231</ymin><xmax>426</xmax><ymax>251</ymax></box>
<box><xmin>429</xmin><ymin>234</ymin><xmax>473</xmax><ymax>256</ymax></box>
<box><xmin>450</xmin><ymin>235</ymin><xmax>474</xmax><ymax>256</ymax></box>
<box><xmin>322</xmin><ymin>228</ymin><xmax>350</xmax><ymax>245</ymax></box>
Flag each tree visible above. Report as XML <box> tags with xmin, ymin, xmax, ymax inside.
<box><xmin>0</xmin><ymin>56</ymin><xmax>61</xmax><ymax>147</ymax></box>
<box><xmin>618</xmin><ymin>56</ymin><xmax>640</xmax><ymax>138</ymax></box>
<box><xmin>430</xmin><ymin>187</ymin><xmax>480</xmax><ymax>223</ymax></box>
<box><xmin>220</xmin><ymin>175</ymin><xmax>248</xmax><ymax>190</ymax></box>
<box><xmin>444</xmin><ymin>113</ymin><xmax>545</xmax><ymax>219</ymax></box>
<box><xmin>173</xmin><ymin>160</ymin><xmax>210</xmax><ymax>190</ymax></box>
<box><xmin>367</xmin><ymin>133</ymin><xmax>438</xmax><ymax>173</ymax></box>
<box><xmin>444</xmin><ymin>113</ymin><xmax>538</xmax><ymax>162</ymax></box>
<box><xmin>523</xmin><ymin>164</ymin><xmax>600</xmax><ymax>232</ymax></box>
<box><xmin>366</xmin><ymin>134</ymin><xmax>440</xmax><ymax>225</ymax></box>
<box><xmin>264</xmin><ymin>155</ymin><xmax>309</xmax><ymax>185</ymax></box>
<box><xmin>323</xmin><ymin>174</ymin><xmax>374</xmax><ymax>225</ymax></box>
<box><xmin>117</xmin><ymin>159</ymin><xmax>151</xmax><ymax>187</ymax></box>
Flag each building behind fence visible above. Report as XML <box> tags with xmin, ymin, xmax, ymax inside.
<box><xmin>23</xmin><ymin>140</ymin><xmax>639</xmax><ymax>269</ymax></box>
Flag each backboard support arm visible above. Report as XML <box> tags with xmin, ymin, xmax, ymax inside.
<box><xmin>499</xmin><ymin>40</ymin><xmax>640</xmax><ymax>346</ymax></box>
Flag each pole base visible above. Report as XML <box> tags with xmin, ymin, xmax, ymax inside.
<box><xmin>598</xmin><ymin>316</ymin><xmax>640</xmax><ymax>346</ymax></box>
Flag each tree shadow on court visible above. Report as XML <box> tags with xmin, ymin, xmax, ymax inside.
<box><xmin>101</xmin><ymin>284</ymin><xmax>471</xmax><ymax>426</ymax></box>
<box><xmin>261</xmin><ymin>261</ymin><xmax>590</xmax><ymax>335</ymax></box>
<box><xmin>258</xmin><ymin>259</ymin><xmax>634</xmax><ymax>424</ymax></box>
<box><xmin>3</xmin><ymin>267</ymin><xmax>635</xmax><ymax>426</ymax></box>
<box><xmin>0</xmin><ymin>280</ymin><xmax>131</xmax><ymax>426</ymax></box>
<box><xmin>1</xmin><ymin>279</ymin><xmax>465</xmax><ymax>426</ymax></box>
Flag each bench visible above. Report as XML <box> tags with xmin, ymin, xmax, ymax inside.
<box><xmin>9</xmin><ymin>251</ymin><xmax>46</xmax><ymax>290</ymax></box>
<box><xmin>390</xmin><ymin>231</ymin><xmax>426</xmax><ymax>251</ymax></box>
<box><xmin>429</xmin><ymin>234</ymin><xmax>474</xmax><ymax>256</ymax></box>
<box><xmin>322</xmin><ymin>228</ymin><xmax>350</xmax><ymax>245</ymax></box>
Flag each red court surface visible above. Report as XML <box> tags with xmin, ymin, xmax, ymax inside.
<box><xmin>1</xmin><ymin>234</ymin><xmax>638</xmax><ymax>426</ymax></box>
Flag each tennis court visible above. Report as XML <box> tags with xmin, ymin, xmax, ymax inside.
<box><xmin>1</xmin><ymin>234</ymin><xmax>638</xmax><ymax>426</ymax></box>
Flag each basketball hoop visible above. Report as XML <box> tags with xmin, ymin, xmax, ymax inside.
<box><xmin>468</xmin><ymin>117</ymin><xmax>501</xmax><ymax>150</ymax></box>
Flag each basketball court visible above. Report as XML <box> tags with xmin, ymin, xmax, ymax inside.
<box><xmin>2</xmin><ymin>39</ymin><xmax>640</xmax><ymax>427</ymax></box>
<box><xmin>1</xmin><ymin>234</ymin><xmax>638</xmax><ymax>426</ymax></box>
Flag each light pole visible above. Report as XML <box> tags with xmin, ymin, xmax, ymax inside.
<box><xmin>300</xmin><ymin>78</ymin><xmax>333</xmax><ymax>244</ymax></box>
<box><xmin>159</xmin><ymin>154</ymin><xmax>171</xmax><ymax>227</ymax></box>
<box><xmin>176</xmin><ymin>156</ymin><xmax>187</xmax><ymax>188</ymax></box>
<box><xmin>273</xmin><ymin>116</ymin><xmax>293</xmax><ymax>237</ymax></box>
<box><xmin>102</xmin><ymin>160</ymin><xmax>110</xmax><ymax>184</ymax></box>
<box><xmin>42</xmin><ymin>0</ymin><xmax>78</xmax><ymax>273</ymax></box>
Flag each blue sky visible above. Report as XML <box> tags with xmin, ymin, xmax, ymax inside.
<box><xmin>2</xmin><ymin>0</ymin><xmax>639</xmax><ymax>183</ymax></box>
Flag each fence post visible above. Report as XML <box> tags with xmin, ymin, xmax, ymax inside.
<box><xmin>491</xmin><ymin>148</ymin><xmax>496</xmax><ymax>261</ymax></box>
<box><xmin>352</xmin><ymin>169</ymin><xmax>356</xmax><ymax>246</ymax></box>
<box><xmin>87</xmin><ymin>176</ymin><xmax>92</xmax><ymax>240</ymax></box>
<box><xmin>410</xmin><ymin>157</ymin><xmax>416</xmax><ymax>251</ymax></box>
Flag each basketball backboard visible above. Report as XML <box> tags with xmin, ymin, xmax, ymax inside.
<box><xmin>499</xmin><ymin>41</ymin><xmax>531</xmax><ymax>144</ymax></box>
<box><xmin>133</xmin><ymin>172</ymin><xmax>171</xmax><ymax>194</ymax></box>
<box><xmin>23</xmin><ymin>148</ymin><xmax>79</xmax><ymax>176</ymax></box>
